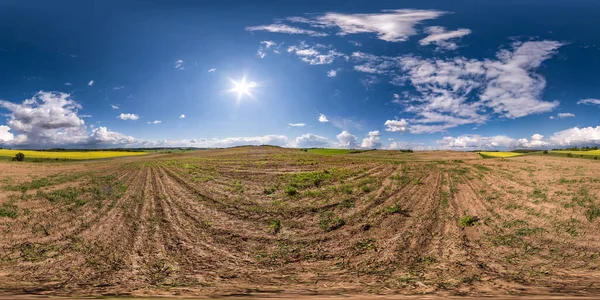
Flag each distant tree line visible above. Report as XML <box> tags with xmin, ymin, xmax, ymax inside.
<box><xmin>551</xmin><ymin>146</ymin><xmax>599</xmax><ymax>151</ymax></box>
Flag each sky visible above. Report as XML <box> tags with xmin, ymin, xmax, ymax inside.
<box><xmin>1</xmin><ymin>0</ymin><xmax>600</xmax><ymax>150</ymax></box>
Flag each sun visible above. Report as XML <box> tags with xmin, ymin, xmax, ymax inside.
<box><xmin>226</xmin><ymin>77</ymin><xmax>257</xmax><ymax>101</ymax></box>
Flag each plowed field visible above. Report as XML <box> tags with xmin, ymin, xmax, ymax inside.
<box><xmin>1</xmin><ymin>146</ymin><xmax>599</xmax><ymax>298</ymax></box>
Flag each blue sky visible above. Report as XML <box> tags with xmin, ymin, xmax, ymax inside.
<box><xmin>1</xmin><ymin>0</ymin><xmax>600</xmax><ymax>149</ymax></box>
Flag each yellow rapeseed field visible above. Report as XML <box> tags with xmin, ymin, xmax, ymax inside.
<box><xmin>551</xmin><ymin>150</ymin><xmax>600</xmax><ymax>156</ymax></box>
<box><xmin>478</xmin><ymin>151</ymin><xmax>523</xmax><ymax>158</ymax></box>
<box><xmin>0</xmin><ymin>149</ymin><xmax>147</xmax><ymax>160</ymax></box>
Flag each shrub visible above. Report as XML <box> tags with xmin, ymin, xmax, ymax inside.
<box><xmin>458</xmin><ymin>215</ymin><xmax>478</xmax><ymax>227</ymax></box>
<box><xmin>567</xmin><ymin>153</ymin><xmax>573</xmax><ymax>158</ymax></box>
<box><xmin>595</xmin><ymin>156</ymin><xmax>598</xmax><ymax>160</ymax></box>
<box><xmin>13</xmin><ymin>152</ymin><xmax>25</xmax><ymax>161</ymax></box>
<box><xmin>543</xmin><ymin>150</ymin><xmax>549</xmax><ymax>155</ymax></box>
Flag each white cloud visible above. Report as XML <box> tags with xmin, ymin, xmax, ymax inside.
<box><xmin>64</xmin><ymin>82</ymin><xmax>73</xmax><ymax>86</ymax></box>
<box><xmin>208</xmin><ymin>68</ymin><xmax>216</xmax><ymax>72</ymax></box>
<box><xmin>118</xmin><ymin>113</ymin><xmax>139</xmax><ymax>121</ymax></box>
<box><xmin>480</xmin><ymin>41</ymin><xmax>562</xmax><ymax>118</ymax></box>
<box><xmin>257</xmin><ymin>40</ymin><xmax>282</xmax><ymax>58</ymax></box>
<box><xmin>179</xmin><ymin>114</ymin><xmax>185</xmax><ymax>119</ymax></box>
<box><xmin>291</xmin><ymin>9</ymin><xmax>446</xmax><ymax>42</ymax></box>
<box><xmin>318</xmin><ymin>113</ymin><xmax>329</xmax><ymax>123</ymax></box>
<box><xmin>549</xmin><ymin>126</ymin><xmax>600</xmax><ymax>146</ymax></box>
<box><xmin>0</xmin><ymin>91</ymin><xmax>88</xmax><ymax>145</ymax></box>
<box><xmin>353</xmin><ymin>40</ymin><xmax>562</xmax><ymax>133</ymax></box>
<box><xmin>384</xmin><ymin>119</ymin><xmax>409</xmax><ymax>132</ymax></box>
<box><xmin>288</xmin><ymin>123</ymin><xmax>306</xmax><ymax>127</ymax></box>
<box><xmin>246</xmin><ymin>24</ymin><xmax>327</xmax><ymax>37</ymax></box>
<box><xmin>175</xmin><ymin>60</ymin><xmax>184</xmax><ymax>70</ymax></box>
<box><xmin>111</xmin><ymin>104</ymin><xmax>119</xmax><ymax>110</ymax></box>
<box><xmin>419</xmin><ymin>26</ymin><xmax>471</xmax><ymax>50</ymax></box>
<box><xmin>553</xmin><ymin>112</ymin><xmax>576</xmax><ymax>119</ymax></box>
<box><xmin>349</xmin><ymin>41</ymin><xmax>362</xmax><ymax>47</ymax></box>
<box><xmin>149</xmin><ymin>120</ymin><xmax>162</xmax><ymax>124</ymax></box>
<box><xmin>361</xmin><ymin>130</ymin><xmax>382</xmax><ymax>148</ymax></box>
<box><xmin>327</xmin><ymin>70</ymin><xmax>337</xmax><ymax>77</ymax></box>
<box><xmin>336</xmin><ymin>130</ymin><xmax>358</xmax><ymax>148</ymax></box>
<box><xmin>438</xmin><ymin>134</ymin><xmax>519</xmax><ymax>150</ymax></box>
<box><xmin>287</xmin><ymin>42</ymin><xmax>344</xmax><ymax>65</ymax></box>
<box><xmin>438</xmin><ymin>127</ymin><xmax>600</xmax><ymax>150</ymax></box>
<box><xmin>578</xmin><ymin>98</ymin><xmax>600</xmax><ymax>106</ymax></box>
<box><xmin>88</xmin><ymin>80</ymin><xmax>94</xmax><ymax>86</ymax></box>
<box><xmin>290</xmin><ymin>133</ymin><xmax>330</xmax><ymax>147</ymax></box>
<box><xmin>113</xmin><ymin>86</ymin><xmax>124</xmax><ymax>90</ymax></box>
<box><xmin>0</xmin><ymin>125</ymin><xmax>14</xmax><ymax>142</ymax></box>
<box><xmin>88</xmin><ymin>127</ymin><xmax>137</xmax><ymax>146</ymax></box>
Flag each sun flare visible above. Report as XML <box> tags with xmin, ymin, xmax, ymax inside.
<box><xmin>226</xmin><ymin>77</ymin><xmax>257</xmax><ymax>100</ymax></box>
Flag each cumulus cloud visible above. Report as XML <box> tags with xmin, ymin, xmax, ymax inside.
<box><xmin>148</xmin><ymin>120</ymin><xmax>162</xmax><ymax>124</ymax></box>
<box><xmin>175</xmin><ymin>60</ymin><xmax>184</xmax><ymax>70</ymax></box>
<box><xmin>246</xmin><ymin>24</ymin><xmax>327</xmax><ymax>37</ymax></box>
<box><xmin>64</xmin><ymin>82</ymin><xmax>73</xmax><ymax>86</ymax></box>
<box><xmin>0</xmin><ymin>91</ymin><xmax>87</xmax><ymax>145</ymax></box>
<box><xmin>384</xmin><ymin>119</ymin><xmax>409</xmax><ymax>132</ymax></box>
<box><xmin>287</xmin><ymin>42</ymin><xmax>345</xmax><ymax>65</ymax></box>
<box><xmin>361</xmin><ymin>130</ymin><xmax>382</xmax><ymax>148</ymax></box>
<box><xmin>290</xmin><ymin>133</ymin><xmax>330</xmax><ymax>147</ymax></box>
<box><xmin>318</xmin><ymin>113</ymin><xmax>329</xmax><ymax>123</ymax></box>
<box><xmin>0</xmin><ymin>125</ymin><xmax>14</xmax><ymax>142</ymax></box>
<box><xmin>438</xmin><ymin>127</ymin><xmax>600</xmax><ymax>150</ymax></box>
<box><xmin>88</xmin><ymin>80</ymin><xmax>94</xmax><ymax>86</ymax></box>
<box><xmin>336</xmin><ymin>130</ymin><xmax>358</xmax><ymax>148</ymax></box>
<box><xmin>578</xmin><ymin>98</ymin><xmax>600</xmax><ymax>106</ymax></box>
<box><xmin>549</xmin><ymin>126</ymin><xmax>600</xmax><ymax>146</ymax></box>
<box><xmin>419</xmin><ymin>26</ymin><xmax>471</xmax><ymax>50</ymax></box>
<box><xmin>111</xmin><ymin>104</ymin><xmax>119</xmax><ymax>109</ymax></box>
<box><xmin>327</xmin><ymin>70</ymin><xmax>338</xmax><ymax>77</ymax></box>
<box><xmin>288</xmin><ymin>123</ymin><xmax>306</xmax><ymax>127</ymax></box>
<box><xmin>88</xmin><ymin>127</ymin><xmax>137</xmax><ymax>145</ymax></box>
<box><xmin>179</xmin><ymin>114</ymin><xmax>185</xmax><ymax>119</ymax></box>
<box><xmin>208</xmin><ymin>68</ymin><xmax>216</xmax><ymax>72</ymax></box>
<box><xmin>118</xmin><ymin>113</ymin><xmax>139</xmax><ymax>121</ymax></box>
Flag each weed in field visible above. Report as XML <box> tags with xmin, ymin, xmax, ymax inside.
<box><xmin>147</xmin><ymin>259</ymin><xmax>173</xmax><ymax>285</ymax></box>
<box><xmin>458</xmin><ymin>215</ymin><xmax>478</xmax><ymax>227</ymax></box>
<box><xmin>0</xmin><ymin>202</ymin><xmax>18</xmax><ymax>218</ymax></box>
<box><xmin>361</xmin><ymin>185</ymin><xmax>372</xmax><ymax>193</ymax></box>
<box><xmin>585</xmin><ymin>205</ymin><xmax>600</xmax><ymax>222</ymax></box>
<box><xmin>319</xmin><ymin>212</ymin><xmax>345</xmax><ymax>232</ymax></box>
<box><xmin>263</xmin><ymin>186</ymin><xmax>277</xmax><ymax>195</ymax></box>
<box><xmin>531</xmin><ymin>188</ymin><xmax>547</xmax><ymax>202</ymax></box>
<box><xmin>269</xmin><ymin>219</ymin><xmax>282</xmax><ymax>234</ymax></box>
<box><xmin>284</xmin><ymin>185</ymin><xmax>298</xmax><ymax>196</ymax></box>
<box><xmin>338</xmin><ymin>197</ymin><xmax>355</xmax><ymax>208</ymax></box>
<box><xmin>354</xmin><ymin>238</ymin><xmax>376</xmax><ymax>253</ymax></box>
<box><xmin>384</xmin><ymin>203</ymin><xmax>406</xmax><ymax>215</ymax></box>
<box><xmin>473</xmin><ymin>164</ymin><xmax>491</xmax><ymax>172</ymax></box>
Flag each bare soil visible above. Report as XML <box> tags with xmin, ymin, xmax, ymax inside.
<box><xmin>1</xmin><ymin>147</ymin><xmax>599</xmax><ymax>298</ymax></box>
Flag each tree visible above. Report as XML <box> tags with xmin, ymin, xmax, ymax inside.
<box><xmin>13</xmin><ymin>152</ymin><xmax>24</xmax><ymax>161</ymax></box>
